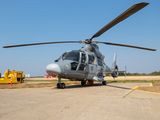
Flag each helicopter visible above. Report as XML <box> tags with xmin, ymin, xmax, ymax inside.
<box><xmin>3</xmin><ymin>2</ymin><xmax>156</xmax><ymax>89</ymax></box>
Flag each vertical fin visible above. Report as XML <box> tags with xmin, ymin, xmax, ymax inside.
<box><xmin>111</xmin><ymin>52</ymin><xmax>117</xmax><ymax>71</ymax></box>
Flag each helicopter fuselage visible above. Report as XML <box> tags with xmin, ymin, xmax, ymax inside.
<box><xmin>46</xmin><ymin>44</ymin><xmax>112</xmax><ymax>81</ymax></box>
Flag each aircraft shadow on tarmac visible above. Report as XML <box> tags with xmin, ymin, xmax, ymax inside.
<box><xmin>52</xmin><ymin>83</ymin><xmax>131</xmax><ymax>90</ymax></box>
<box><xmin>106</xmin><ymin>84</ymin><xmax>131</xmax><ymax>90</ymax></box>
<box><xmin>52</xmin><ymin>83</ymin><xmax>103</xmax><ymax>89</ymax></box>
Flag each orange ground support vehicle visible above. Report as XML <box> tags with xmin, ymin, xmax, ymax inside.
<box><xmin>0</xmin><ymin>70</ymin><xmax>24</xmax><ymax>83</ymax></box>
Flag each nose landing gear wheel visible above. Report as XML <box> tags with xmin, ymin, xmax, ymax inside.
<box><xmin>57</xmin><ymin>83</ymin><xmax>65</xmax><ymax>89</ymax></box>
<box><xmin>102</xmin><ymin>81</ymin><xmax>106</xmax><ymax>85</ymax></box>
<box><xmin>81</xmin><ymin>80</ymin><xmax>86</xmax><ymax>85</ymax></box>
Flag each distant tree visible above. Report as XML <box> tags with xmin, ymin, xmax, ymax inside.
<box><xmin>126</xmin><ymin>73</ymin><xmax>132</xmax><ymax>76</ymax></box>
<box><xmin>126</xmin><ymin>73</ymin><xmax>141</xmax><ymax>76</ymax></box>
<box><xmin>106</xmin><ymin>71</ymin><xmax>160</xmax><ymax>76</ymax></box>
<box><xmin>149</xmin><ymin>71</ymin><xmax>160</xmax><ymax>75</ymax></box>
<box><xmin>119</xmin><ymin>72</ymin><xmax>125</xmax><ymax>76</ymax></box>
<box><xmin>132</xmin><ymin>73</ymin><xmax>139</xmax><ymax>76</ymax></box>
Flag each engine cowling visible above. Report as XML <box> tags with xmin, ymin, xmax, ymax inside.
<box><xmin>111</xmin><ymin>65</ymin><xmax>119</xmax><ymax>78</ymax></box>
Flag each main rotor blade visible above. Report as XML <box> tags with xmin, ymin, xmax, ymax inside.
<box><xmin>96</xmin><ymin>41</ymin><xmax>156</xmax><ymax>51</ymax></box>
<box><xmin>3</xmin><ymin>41</ymin><xmax>83</xmax><ymax>48</ymax></box>
<box><xmin>91</xmin><ymin>2</ymin><xmax>149</xmax><ymax>39</ymax></box>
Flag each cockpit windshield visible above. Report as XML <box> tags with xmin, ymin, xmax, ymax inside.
<box><xmin>63</xmin><ymin>51</ymin><xmax>80</xmax><ymax>62</ymax></box>
<box><xmin>55</xmin><ymin>52</ymin><xmax>67</xmax><ymax>62</ymax></box>
<box><xmin>55</xmin><ymin>51</ymin><xmax>80</xmax><ymax>62</ymax></box>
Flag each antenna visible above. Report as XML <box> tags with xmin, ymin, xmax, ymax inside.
<box><xmin>125</xmin><ymin>66</ymin><xmax>127</xmax><ymax>78</ymax></box>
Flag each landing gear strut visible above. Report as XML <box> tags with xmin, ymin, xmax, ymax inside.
<box><xmin>57</xmin><ymin>77</ymin><xmax>65</xmax><ymax>89</ymax></box>
<box><xmin>81</xmin><ymin>80</ymin><xmax>86</xmax><ymax>85</ymax></box>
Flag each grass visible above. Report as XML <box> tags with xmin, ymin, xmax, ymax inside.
<box><xmin>135</xmin><ymin>81</ymin><xmax>160</xmax><ymax>93</ymax></box>
<box><xmin>0</xmin><ymin>80</ymin><xmax>80</xmax><ymax>89</ymax></box>
<box><xmin>136</xmin><ymin>86</ymin><xmax>160</xmax><ymax>93</ymax></box>
<box><xmin>152</xmin><ymin>82</ymin><xmax>160</xmax><ymax>86</ymax></box>
<box><xmin>0</xmin><ymin>83</ymin><xmax>56</xmax><ymax>89</ymax></box>
<box><xmin>1</xmin><ymin>79</ymin><xmax>160</xmax><ymax>90</ymax></box>
<box><xmin>24</xmin><ymin>79</ymin><xmax>70</xmax><ymax>82</ymax></box>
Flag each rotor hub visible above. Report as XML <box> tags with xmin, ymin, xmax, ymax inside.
<box><xmin>85</xmin><ymin>38</ymin><xmax>92</xmax><ymax>44</ymax></box>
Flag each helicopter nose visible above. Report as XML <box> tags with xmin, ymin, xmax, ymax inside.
<box><xmin>46</xmin><ymin>63</ymin><xmax>61</xmax><ymax>75</ymax></box>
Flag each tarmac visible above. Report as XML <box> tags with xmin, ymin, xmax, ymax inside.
<box><xmin>0</xmin><ymin>83</ymin><xmax>160</xmax><ymax>120</ymax></box>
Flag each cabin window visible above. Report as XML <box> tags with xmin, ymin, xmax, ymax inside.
<box><xmin>78</xmin><ymin>64</ymin><xmax>86</xmax><ymax>71</ymax></box>
<box><xmin>97</xmin><ymin>58</ymin><xmax>103</xmax><ymax>66</ymax></box>
<box><xmin>88</xmin><ymin>55</ymin><xmax>95</xmax><ymax>64</ymax></box>
<box><xmin>63</xmin><ymin>51</ymin><xmax>79</xmax><ymax>62</ymax></box>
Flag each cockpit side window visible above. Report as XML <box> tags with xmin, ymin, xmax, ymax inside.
<box><xmin>88</xmin><ymin>55</ymin><xmax>95</xmax><ymax>64</ymax></box>
<box><xmin>81</xmin><ymin>53</ymin><xmax>86</xmax><ymax>63</ymax></box>
<box><xmin>77</xmin><ymin>53</ymin><xmax>87</xmax><ymax>71</ymax></box>
<box><xmin>63</xmin><ymin>51</ymin><xmax>79</xmax><ymax>62</ymax></box>
<box><xmin>97</xmin><ymin>58</ymin><xmax>103</xmax><ymax>66</ymax></box>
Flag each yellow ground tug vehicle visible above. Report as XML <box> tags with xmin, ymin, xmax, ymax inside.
<box><xmin>0</xmin><ymin>70</ymin><xmax>24</xmax><ymax>83</ymax></box>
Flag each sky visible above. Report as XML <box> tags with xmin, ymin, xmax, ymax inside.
<box><xmin>0</xmin><ymin>0</ymin><xmax>160</xmax><ymax>76</ymax></box>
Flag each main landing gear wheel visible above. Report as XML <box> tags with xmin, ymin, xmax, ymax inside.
<box><xmin>57</xmin><ymin>83</ymin><xmax>61</xmax><ymax>89</ymax></box>
<box><xmin>57</xmin><ymin>83</ymin><xmax>65</xmax><ymax>89</ymax></box>
<box><xmin>81</xmin><ymin>80</ymin><xmax>86</xmax><ymax>85</ymax></box>
<box><xmin>61</xmin><ymin>83</ymin><xmax>65</xmax><ymax>89</ymax></box>
<box><xmin>102</xmin><ymin>81</ymin><xmax>107</xmax><ymax>85</ymax></box>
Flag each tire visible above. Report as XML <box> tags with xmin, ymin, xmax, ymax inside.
<box><xmin>102</xmin><ymin>81</ymin><xmax>106</xmax><ymax>85</ymax></box>
<box><xmin>57</xmin><ymin>83</ymin><xmax>61</xmax><ymax>89</ymax></box>
<box><xmin>61</xmin><ymin>83</ymin><xmax>65</xmax><ymax>89</ymax></box>
<box><xmin>81</xmin><ymin>80</ymin><xmax>86</xmax><ymax>85</ymax></box>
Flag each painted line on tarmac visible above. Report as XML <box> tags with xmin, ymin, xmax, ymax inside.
<box><xmin>122</xmin><ymin>90</ymin><xmax>134</xmax><ymax>98</ymax></box>
<box><xmin>122</xmin><ymin>86</ymin><xmax>138</xmax><ymax>98</ymax></box>
<box><xmin>132</xmin><ymin>86</ymin><xmax>139</xmax><ymax>90</ymax></box>
<box><xmin>132</xmin><ymin>84</ymin><xmax>160</xmax><ymax>95</ymax></box>
<box><xmin>135</xmin><ymin>89</ymin><xmax>160</xmax><ymax>95</ymax></box>
<box><xmin>122</xmin><ymin>86</ymin><xmax>140</xmax><ymax>98</ymax></box>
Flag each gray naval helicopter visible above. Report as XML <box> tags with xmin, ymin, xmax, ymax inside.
<box><xmin>3</xmin><ymin>2</ymin><xmax>156</xmax><ymax>89</ymax></box>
